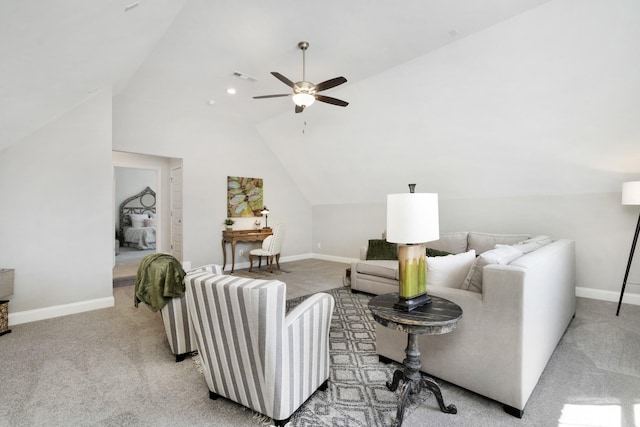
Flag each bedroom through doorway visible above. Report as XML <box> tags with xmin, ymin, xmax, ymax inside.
<box><xmin>113</xmin><ymin>166</ymin><xmax>158</xmax><ymax>286</ymax></box>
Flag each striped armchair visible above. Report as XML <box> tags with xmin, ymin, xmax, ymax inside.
<box><xmin>160</xmin><ymin>264</ymin><xmax>222</xmax><ymax>362</ymax></box>
<box><xmin>185</xmin><ymin>273</ymin><xmax>335</xmax><ymax>426</ymax></box>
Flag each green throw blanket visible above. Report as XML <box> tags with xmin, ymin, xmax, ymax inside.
<box><xmin>134</xmin><ymin>253</ymin><xmax>186</xmax><ymax>312</ymax></box>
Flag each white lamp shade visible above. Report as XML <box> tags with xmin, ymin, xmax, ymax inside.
<box><xmin>622</xmin><ymin>181</ymin><xmax>640</xmax><ymax>205</ymax></box>
<box><xmin>386</xmin><ymin>193</ymin><xmax>439</xmax><ymax>244</ymax></box>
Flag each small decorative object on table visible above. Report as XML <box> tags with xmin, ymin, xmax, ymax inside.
<box><xmin>386</xmin><ymin>184</ymin><xmax>439</xmax><ymax>311</ymax></box>
<box><xmin>224</xmin><ymin>218</ymin><xmax>235</xmax><ymax>231</ymax></box>
<box><xmin>0</xmin><ymin>268</ymin><xmax>15</xmax><ymax>336</ymax></box>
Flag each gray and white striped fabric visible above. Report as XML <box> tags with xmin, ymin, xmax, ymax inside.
<box><xmin>159</xmin><ymin>264</ymin><xmax>223</xmax><ymax>358</ymax></box>
<box><xmin>160</xmin><ymin>295</ymin><xmax>197</xmax><ymax>357</ymax></box>
<box><xmin>185</xmin><ymin>273</ymin><xmax>334</xmax><ymax>422</ymax></box>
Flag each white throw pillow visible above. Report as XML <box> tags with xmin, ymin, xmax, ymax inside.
<box><xmin>426</xmin><ymin>250</ymin><xmax>476</xmax><ymax>289</ymax></box>
<box><xmin>461</xmin><ymin>245</ymin><xmax>523</xmax><ymax>293</ymax></box>
<box><xmin>130</xmin><ymin>213</ymin><xmax>149</xmax><ymax>228</ymax></box>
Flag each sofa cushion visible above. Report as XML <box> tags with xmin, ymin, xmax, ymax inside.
<box><xmin>502</xmin><ymin>235</ymin><xmax>553</xmax><ymax>254</ymax></box>
<box><xmin>461</xmin><ymin>245</ymin><xmax>524</xmax><ymax>293</ymax></box>
<box><xmin>427</xmin><ymin>250</ymin><xmax>476</xmax><ymax>289</ymax></box>
<box><xmin>365</xmin><ymin>239</ymin><xmax>398</xmax><ymax>260</ymax></box>
<box><xmin>426</xmin><ymin>232</ymin><xmax>469</xmax><ymax>254</ymax></box>
<box><xmin>356</xmin><ymin>260</ymin><xmax>399</xmax><ymax>280</ymax></box>
<box><xmin>468</xmin><ymin>232</ymin><xmax>531</xmax><ymax>255</ymax></box>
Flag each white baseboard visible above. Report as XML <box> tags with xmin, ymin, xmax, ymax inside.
<box><xmin>576</xmin><ymin>286</ymin><xmax>640</xmax><ymax>306</ymax></box>
<box><xmin>9</xmin><ymin>296</ymin><xmax>115</xmax><ymax>326</ymax></box>
<box><xmin>312</xmin><ymin>253</ymin><xmax>359</xmax><ymax>264</ymax></box>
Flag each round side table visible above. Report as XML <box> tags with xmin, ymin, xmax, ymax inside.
<box><xmin>369</xmin><ymin>293</ymin><xmax>463</xmax><ymax>427</ymax></box>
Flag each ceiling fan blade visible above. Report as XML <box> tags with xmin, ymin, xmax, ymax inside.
<box><xmin>315</xmin><ymin>94</ymin><xmax>349</xmax><ymax>107</ymax></box>
<box><xmin>295</xmin><ymin>104</ymin><xmax>305</xmax><ymax>114</ymax></box>
<box><xmin>253</xmin><ymin>94</ymin><xmax>291</xmax><ymax>99</ymax></box>
<box><xmin>271</xmin><ymin>72</ymin><xmax>296</xmax><ymax>88</ymax></box>
<box><xmin>315</xmin><ymin>76</ymin><xmax>347</xmax><ymax>92</ymax></box>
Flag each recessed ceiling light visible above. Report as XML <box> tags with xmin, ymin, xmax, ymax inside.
<box><xmin>226</xmin><ymin>88</ymin><xmax>237</xmax><ymax>95</ymax></box>
<box><xmin>207</xmin><ymin>100</ymin><xmax>216</xmax><ymax>106</ymax></box>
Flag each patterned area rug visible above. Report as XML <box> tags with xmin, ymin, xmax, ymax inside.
<box><xmin>194</xmin><ymin>287</ymin><xmax>430</xmax><ymax>427</ymax></box>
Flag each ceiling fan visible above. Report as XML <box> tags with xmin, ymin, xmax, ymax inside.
<box><xmin>253</xmin><ymin>41</ymin><xmax>349</xmax><ymax>113</ymax></box>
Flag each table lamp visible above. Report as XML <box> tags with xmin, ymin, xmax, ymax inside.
<box><xmin>0</xmin><ymin>268</ymin><xmax>15</xmax><ymax>336</ymax></box>
<box><xmin>616</xmin><ymin>181</ymin><xmax>640</xmax><ymax>316</ymax></box>
<box><xmin>386</xmin><ymin>184</ymin><xmax>439</xmax><ymax>311</ymax></box>
<box><xmin>261</xmin><ymin>206</ymin><xmax>271</xmax><ymax>229</ymax></box>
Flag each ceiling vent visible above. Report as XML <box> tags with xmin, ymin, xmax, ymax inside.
<box><xmin>232</xmin><ymin>72</ymin><xmax>257</xmax><ymax>82</ymax></box>
<box><xmin>124</xmin><ymin>2</ymin><xmax>140</xmax><ymax>12</ymax></box>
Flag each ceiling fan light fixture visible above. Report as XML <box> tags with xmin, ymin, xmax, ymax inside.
<box><xmin>292</xmin><ymin>92</ymin><xmax>315</xmax><ymax>107</ymax></box>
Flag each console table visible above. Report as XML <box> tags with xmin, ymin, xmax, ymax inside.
<box><xmin>368</xmin><ymin>293</ymin><xmax>462</xmax><ymax>427</ymax></box>
<box><xmin>221</xmin><ymin>229</ymin><xmax>273</xmax><ymax>273</ymax></box>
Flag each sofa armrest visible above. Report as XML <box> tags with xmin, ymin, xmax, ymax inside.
<box><xmin>483</xmin><ymin>238</ymin><xmax>575</xmax><ymax>408</ymax></box>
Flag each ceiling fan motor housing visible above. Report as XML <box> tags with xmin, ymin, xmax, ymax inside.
<box><xmin>294</xmin><ymin>81</ymin><xmax>316</xmax><ymax>95</ymax></box>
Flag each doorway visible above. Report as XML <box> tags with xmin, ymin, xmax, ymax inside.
<box><xmin>112</xmin><ymin>151</ymin><xmax>183</xmax><ymax>287</ymax></box>
<box><xmin>113</xmin><ymin>166</ymin><xmax>158</xmax><ymax>285</ymax></box>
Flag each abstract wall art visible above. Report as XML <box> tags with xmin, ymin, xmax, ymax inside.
<box><xmin>227</xmin><ymin>176</ymin><xmax>264</xmax><ymax>217</ymax></box>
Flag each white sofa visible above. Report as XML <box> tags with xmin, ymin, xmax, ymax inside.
<box><xmin>351</xmin><ymin>232</ymin><xmax>576</xmax><ymax>417</ymax></box>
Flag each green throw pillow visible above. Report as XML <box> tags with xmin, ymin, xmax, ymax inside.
<box><xmin>366</xmin><ymin>239</ymin><xmax>398</xmax><ymax>260</ymax></box>
<box><xmin>425</xmin><ymin>247</ymin><xmax>452</xmax><ymax>257</ymax></box>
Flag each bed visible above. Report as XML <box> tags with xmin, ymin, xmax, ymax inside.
<box><xmin>118</xmin><ymin>186</ymin><xmax>157</xmax><ymax>250</ymax></box>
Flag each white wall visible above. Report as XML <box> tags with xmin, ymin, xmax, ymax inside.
<box><xmin>0</xmin><ymin>90</ymin><xmax>113</xmax><ymax>318</ymax></box>
<box><xmin>113</xmin><ymin>105</ymin><xmax>312</xmax><ymax>271</ymax></box>
<box><xmin>259</xmin><ymin>0</ymin><xmax>640</xmax><ymax>205</ymax></box>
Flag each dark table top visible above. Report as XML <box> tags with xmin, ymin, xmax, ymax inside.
<box><xmin>368</xmin><ymin>293</ymin><xmax>463</xmax><ymax>335</ymax></box>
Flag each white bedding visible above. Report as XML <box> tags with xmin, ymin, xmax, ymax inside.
<box><xmin>123</xmin><ymin>226</ymin><xmax>156</xmax><ymax>250</ymax></box>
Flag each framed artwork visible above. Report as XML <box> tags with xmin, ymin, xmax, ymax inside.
<box><xmin>227</xmin><ymin>176</ymin><xmax>264</xmax><ymax>217</ymax></box>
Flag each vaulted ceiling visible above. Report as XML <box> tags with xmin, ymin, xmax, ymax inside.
<box><xmin>3</xmin><ymin>0</ymin><xmax>639</xmax><ymax>205</ymax></box>
<box><xmin>1</xmin><ymin>0</ymin><xmax>551</xmax><ymax>151</ymax></box>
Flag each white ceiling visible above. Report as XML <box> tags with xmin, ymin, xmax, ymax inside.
<box><xmin>0</xmin><ymin>0</ymin><xmax>553</xmax><ymax>152</ymax></box>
